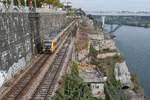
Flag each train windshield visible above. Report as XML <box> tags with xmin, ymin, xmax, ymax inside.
<box><xmin>44</xmin><ymin>41</ymin><xmax>51</xmax><ymax>47</ymax></box>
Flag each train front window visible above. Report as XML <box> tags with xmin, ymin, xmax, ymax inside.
<box><xmin>44</xmin><ymin>41</ymin><xmax>51</xmax><ymax>48</ymax></box>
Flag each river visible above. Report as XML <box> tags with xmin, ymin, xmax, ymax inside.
<box><xmin>105</xmin><ymin>25</ymin><xmax>150</xmax><ymax>99</ymax></box>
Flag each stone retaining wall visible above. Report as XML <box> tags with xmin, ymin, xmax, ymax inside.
<box><xmin>0</xmin><ymin>12</ymin><xmax>68</xmax><ymax>81</ymax></box>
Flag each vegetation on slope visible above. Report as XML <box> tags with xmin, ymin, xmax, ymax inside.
<box><xmin>52</xmin><ymin>62</ymin><xmax>104</xmax><ymax>100</ymax></box>
<box><xmin>89</xmin><ymin>46</ymin><xmax>122</xmax><ymax>100</ymax></box>
<box><xmin>75</xmin><ymin>21</ymin><xmax>89</xmax><ymax>52</ymax></box>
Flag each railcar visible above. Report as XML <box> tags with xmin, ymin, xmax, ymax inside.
<box><xmin>43</xmin><ymin>20</ymin><xmax>76</xmax><ymax>53</ymax></box>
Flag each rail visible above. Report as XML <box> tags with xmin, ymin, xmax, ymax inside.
<box><xmin>31</xmin><ymin>35</ymin><xmax>71</xmax><ymax>99</ymax></box>
<box><xmin>0</xmin><ymin>19</ymin><xmax>76</xmax><ymax>100</ymax></box>
<box><xmin>1</xmin><ymin>54</ymin><xmax>50</xmax><ymax>100</ymax></box>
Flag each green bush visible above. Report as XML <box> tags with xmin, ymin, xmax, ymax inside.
<box><xmin>89</xmin><ymin>45</ymin><xmax>98</xmax><ymax>58</ymax></box>
<box><xmin>52</xmin><ymin>61</ymin><xmax>104</xmax><ymax>100</ymax></box>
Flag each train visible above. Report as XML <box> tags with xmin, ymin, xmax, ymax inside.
<box><xmin>42</xmin><ymin>20</ymin><xmax>77</xmax><ymax>53</ymax></box>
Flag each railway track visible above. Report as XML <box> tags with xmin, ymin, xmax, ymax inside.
<box><xmin>31</xmin><ymin>36</ymin><xmax>71</xmax><ymax>100</ymax></box>
<box><xmin>1</xmin><ymin>54</ymin><xmax>50</xmax><ymax>100</ymax></box>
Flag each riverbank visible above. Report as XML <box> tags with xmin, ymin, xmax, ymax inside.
<box><xmin>89</xmin><ymin>18</ymin><xmax>146</xmax><ymax>99</ymax></box>
<box><xmin>51</xmin><ymin>16</ymin><xmax>146</xmax><ymax>100</ymax></box>
<box><xmin>110</xmin><ymin>25</ymin><xmax>150</xmax><ymax>99</ymax></box>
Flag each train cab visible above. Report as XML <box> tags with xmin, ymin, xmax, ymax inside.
<box><xmin>43</xmin><ymin>40</ymin><xmax>51</xmax><ymax>52</ymax></box>
<box><xmin>42</xmin><ymin>20</ymin><xmax>76</xmax><ymax>53</ymax></box>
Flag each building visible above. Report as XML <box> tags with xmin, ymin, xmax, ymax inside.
<box><xmin>79</xmin><ymin>64</ymin><xmax>107</xmax><ymax>99</ymax></box>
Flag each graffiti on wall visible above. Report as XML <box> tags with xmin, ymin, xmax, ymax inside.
<box><xmin>0</xmin><ymin>13</ymin><xmax>32</xmax><ymax>80</ymax></box>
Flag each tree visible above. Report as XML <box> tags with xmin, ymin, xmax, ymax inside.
<box><xmin>44</xmin><ymin>0</ymin><xmax>60</xmax><ymax>7</ymax></box>
<box><xmin>52</xmin><ymin>61</ymin><xmax>104</xmax><ymax>100</ymax></box>
<box><xmin>57</xmin><ymin>2</ymin><xmax>63</xmax><ymax>8</ymax></box>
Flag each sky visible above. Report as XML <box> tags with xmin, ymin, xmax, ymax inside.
<box><xmin>60</xmin><ymin>0</ymin><xmax>150</xmax><ymax>11</ymax></box>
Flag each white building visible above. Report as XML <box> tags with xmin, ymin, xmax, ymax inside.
<box><xmin>91</xmin><ymin>83</ymin><xmax>105</xmax><ymax>98</ymax></box>
<box><xmin>79</xmin><ymin>65</ymin><xmax>107</xmax><ymax>99</ymax></box>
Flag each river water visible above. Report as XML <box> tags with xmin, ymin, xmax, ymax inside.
<box><xmin>105</xmin><ymin>25</ymin><xmax>150</xmax><ymax>99</ymax></box>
